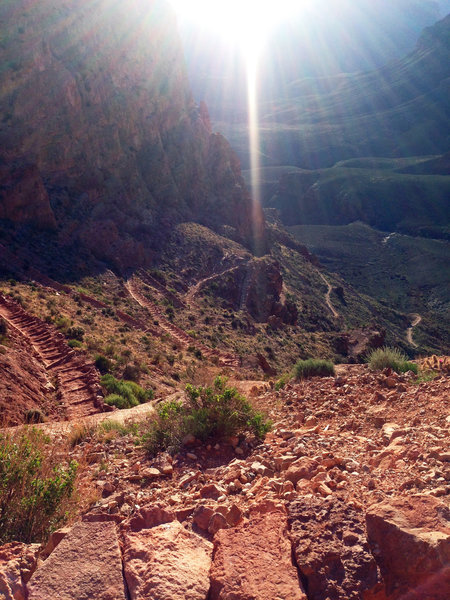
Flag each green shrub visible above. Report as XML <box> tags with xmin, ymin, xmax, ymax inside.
<box><xmin>275</xmin><ymin>373</ymin><xmax>290</xmax><ymax>390</ymax></box>
<box><xmin>143</xmin><ymin>376</ymin><xmax>271</xmax><ymax>455</ymax></box>
<box><xmin>122</xmin><ymin>364</ymin><xmax>141</xmax><ymax>382</ymax></box>
<box><xmin>95</xmin><ymin>354</ymin><xmax>113</xmax><ymax>374</ymax></box>
<box><xmin>293</xmin><ymin>359</ymin><xmax>335</xmax><ymax>380</ymax></box>
<box><xmin>0</xmin><ymin>429</ymin><xmax>77</xmax><ymax>543</ymax></box>
<box><xmin>66</xmin><ymin>326</ymin><xmax>85</xmax><ymax>341</ymax></box>
<box><xmin>68</xmin><ymin>339</ymin><xmax>83</xmax><ymax>349</ymax></box>
<box><xmin>367</xmin><ymin>347</ymin><xmax>418</xmax><ymax>374</ymax></box>
<box><xmin>97</xmin><ymin>420</ymin><xmax>138</xmax><ymax>438</ymax></box>
<box><xmin>101</xmin><ymin>375</ymin><xmax>153</xmax><ymax>410</ymax></box>
<box><xmin>105</xmin><ymin>393</ymin><xmax>138</xmax><ymax>410</ymax></box>
<box><xmin>55</xmin><ymin>316</ymin><xmax>71</xmax><ymax>333</ymax></box>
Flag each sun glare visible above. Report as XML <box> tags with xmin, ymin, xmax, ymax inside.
<box><xmin>169</xmin><ymin>0</ymin><xmax>302</xmax><ymax>58</ymax></box>
<box><xmin>169</xmin><ymin>0</ymin><xmax>304</xmax><ymax>253</ymax></box>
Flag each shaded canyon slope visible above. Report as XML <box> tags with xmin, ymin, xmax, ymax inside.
<box><xmin>0</xmin><ymin>0</ymin><xmax>265</xmax><ymax>271</ymax></box>
<box><xmin>223</xmin><ymin>14</ymin><xmax>450</xmax><ymax>170</ymax></box>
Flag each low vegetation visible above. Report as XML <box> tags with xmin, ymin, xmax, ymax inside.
<box><xmin>367</xmin><ymin>347</ymin><xmax>418</xmax><ymax>374</ymax></box>
<box><xmin>293</xmin><ymin>358</ymin><xmax>335</xmax><ymax>380</ymax></box>
<box><xmin>0</xmin><ymin>429</ymin><xmax>77</xmax><ymax>543</ymax></box>
<box><xmin>143</xmin><ymin>376</ymin><xmax>271</xmax><ymax>454</ymax></box>
<box><xmin>100</xmin><ymin>374</ymin><xmax>154</xmax><ymax>409</ymax></box>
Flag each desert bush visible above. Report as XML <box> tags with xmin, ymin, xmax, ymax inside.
<box><xmin>97</xmin><ymin>420</ymin><xmax>138</xmax><ymax>438</ymax></box>
<box><xmin>368</xmin><ymin>347</ymin><xmax>418</xmax><ymax>374</ymax></box>
<box><xmin>66</xmin><ymin>326</ymin><xmax>85</xmax><ymax>342</ymax></box>
<box><xmin>68</xmin><ymin>339</ymin><xmax>83</xmax><ymax>349</ymax></box>
<box><xmin>55</xmin><ymin>316</ymin><xmax>71</xmax><ymax>333</ymax></box>
<box><xmin>24</xmin><ymin>408</ymin><xmax>45</xmax><ymax>424</ymax></box>
<box><xmin>275</xmin><ymin>373</ymin><xmax>290</xmax><ymax>390</ymax></box>
<box><xmin>0</xmin><ymin>429</ymin><xmax>77</xmax><ymax>543</ymax></box>
<box><xmin>0</xmin><ymin>318</ymin><xmax>7</xmax><ymax>337</ymax></box>
<box><xmin>95</xmin><ymin>354</ymin><xmax>113</xmax><ymax>374</ymax></box>
<box><xmin>122</xmin><ymin>363</ymin><xmax>141</xmax><ymax>382</ymax></box>
<box><xmin>68</xmin><ymin>423</ymin><xmax>95</xmax><ymax>447</ymax></box>
<box><xmin>101</xmin><ymin>374</ymin><xmax>153</xmax><ymax>410</ymax></box>
<box><xmin>294</xmin><ymin>358</ymin><xmax>335</xmax><ymax>380</ymax></box>
<box><xmin>143</xmin><ymin>376</ymin><xmax>271</xmax><ymax>455</ymax></box>
<box><xmin>105</xmin><ymin>393</ymin><xmax>137</xmax><ymax>409</ymax></box>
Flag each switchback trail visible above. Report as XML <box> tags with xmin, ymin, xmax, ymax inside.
<box><xmin>184</xmin><ymin>266</ymin><xmax>241</xmax><ymax>306</ymax></box>
<box><xmin>125</xmin><ymin>277</ymin><xmax>240</xmax><ymax>368</ymax></box>
<box><xmin>318</xmin><ymin>273</ymin><xmax>339</xmax><ymax>319</ymax></box>
<box><xmin>0</xmin><ymin>295</ymin><xmax>103</xmax><ymax>420</ymax></box>
<box><xmin>406</xmin><ymin>314</ymin><xmax>422</xmax><ymax>348</ymax></box>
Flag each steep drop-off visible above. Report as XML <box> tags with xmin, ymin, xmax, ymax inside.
<box><xmin>0</xmin><ymin>0</ymin><xmax>264</xmax><ymax>269</ymax></box>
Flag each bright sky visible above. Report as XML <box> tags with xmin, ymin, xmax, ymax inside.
<box><xmin>168</xmin><ymin>0</ymin><xmax>303</xmax><ymax>59</ymax></box>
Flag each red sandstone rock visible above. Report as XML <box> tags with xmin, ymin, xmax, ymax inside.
<box><xmin>200</xmin><ymin>483</ymin><xmax>223</xmax><ymax>500</ymax></box>
<box><xmin>208</xmin><ymin>513</ymin><xmax>229</xmax><ymax>535</ymax></box>
<box><xmin>126</xmin><ymin>505</ymin><xmax>175</xmax><ymax>532</ymax></box>
<box><xmin>284</xmin><ymin>456</ymin><xmax>319</xmax><ymax>485</ymax></box>
<box><xmin>0</xmin><ymin>543</ymin><xmax>39</xmax><ymax>600</ymax></box>
<box><xmin>366</xmin><ymin>495</ymin><xmax>450</xmax><ymax>599</ymax></box>
<box><xmin>209</xmin><ymin>510</ymin><xmax>307</xmax><ymax>600</ymax></box>
<box><xmin>288</xmin><ymin>495</ymin><xmax>380</xmax><ymax>600</ymax></box>
<box><xmin>193</xmin><ymin>505</ymin><xmax>215</xmax><ymax>530</ymax></box>
<box><xmin>123</xmin><ymin>520</ymin><xmax>212</xmax><ymax>600</ymax></box>
<box><xmin>27</xmin><ymin>521</ymin><xmax>126</xmax><ymax>600</ymax></box>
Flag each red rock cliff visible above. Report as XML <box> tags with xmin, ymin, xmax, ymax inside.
<box><xmin>0</xmin><ymin>0</ymin><xmax>265</xmax><ymax>268</ymax></box>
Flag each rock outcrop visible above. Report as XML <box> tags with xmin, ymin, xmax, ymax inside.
<box><xmin>0</xmin><ymin>0</ymin><xmax>265</xmax><ymax>269</ymax></box>
<box><xmin>288</xmin><ymin>496</ymin><xmax>380</xmax><ymax>600</ymax></box>
<box><xmin>210</xmin><ymin>509</ymin><xmax>307</xmax><ymax>600</ymax></box>
<box><xmin>27</xmin><ymin>521</ymin><xmax>127</xmax><ymax>600</ymax></box>
<box><xmin>366</xmin><ymin>495</ymin><xmax>450</xmax><ymax>600</ymax></box>
<box><xmin>123</xmin><ymin>519</ymin><xmax>212</xmax><ymax>600</ymax></box>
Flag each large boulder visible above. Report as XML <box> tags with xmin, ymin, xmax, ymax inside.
<box><xmin>209</xmin><ymin>509</ymin><xmax>307</xmax><ymax>600</ymax></box>
<box><xmin>123</xmin><ymin>520</ymin><xmax>212</xmax><ymax>600</ymax></box>
<box><xmin>288</xmin><ymin>496</ymin><xmax>380</xmax><ymax>600</ymax></box>
<box><xmin>366</xmin><ymin>495</ymin><xmax>450</xmax><ymax>599</ymax></box>
<box><xmin>27</xmin><ymin>521</ymin><xmax>127</xmax><ymax>600</ymax></box>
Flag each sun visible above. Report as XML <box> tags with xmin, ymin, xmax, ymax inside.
<box><xmin>169</xmin><ymin>0</ymin><xmax>302</xmax><ymax>60</ymax></box>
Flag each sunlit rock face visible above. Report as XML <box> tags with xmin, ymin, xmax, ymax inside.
<box><xmin>0</xmin><ymin>0</ymin><xmax>264</xmax><ymax>269</ymax></box>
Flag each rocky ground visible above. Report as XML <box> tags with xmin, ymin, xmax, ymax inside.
<box><xmin>1</xmin><ymin>363</ymin><xmax>449</xmax><ymax>599</ymax></box>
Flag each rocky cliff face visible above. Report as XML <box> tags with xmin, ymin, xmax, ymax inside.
<box><xmin>0</xmin><ymin>0</ymin><xmax>264</xmax><ymax>269</ymax></box>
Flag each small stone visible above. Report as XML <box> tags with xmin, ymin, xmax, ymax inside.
<box><xmin>200</xmin><ymin>484</ymin><xmax>223</xmax><ymax>500</ymax></box>
<box><xmin>193</xmin><ymin>505</ymin><xmax>215</xmax><ymax>531</ymax></box>
<box><xmin>208</xmin><ymin>513</ymin><xmax>229</xmax><ymax>535</ymax></box>
<box><xmin>102</xmin><ymin>481</ymin><xmax>115</xmax><ymax>495</ymax></box>
<box><xmin>235</xmin><ymin>447</ymin><xmax>244</xmax><ymax>456</ymax></box>
<box><xmin>343</xmin><ymin>531</ymin><xmax>359</xmax><ymax>546</ymax></box>
<box><xmin>179</xmin><ymin>472</ymin><xmax>200</xmax><ymax>488</ymax></box>
<box><xmin>226</xmin><ymin>504</ymin><xmax>243</xmax><ymax>527</ymax></box>
<box><xmin>385</xmin><ymin>376</ymin><xmax>397</xmax><ymax>389</ymax></box>
<box><xmin>186</xmin><ymin>452</ymin><xmax>198</xmax><ymax>461</ymax></box>
<box><xmin>182</xmin><ymin>434</ymin><xmax>196</xmax><ymax>446</ymax></box>
<box><xmin>141</xmin><ymin>468</ymin><xmax>161</xmax><ymax>479</ymax></box>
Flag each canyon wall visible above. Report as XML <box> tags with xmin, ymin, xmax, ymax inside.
<box><xmin>0</xmin><ymin>0</ymin><xmax>264</xmax><ymax>269</ymax></box>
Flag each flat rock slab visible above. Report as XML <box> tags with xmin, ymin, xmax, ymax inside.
<box><xmin>28</xmin><ymin>521</ymin><xmax>127</xmax><ymax>600</ymax></box>
<box><xmin>366</xmin><ymin>495</ymin><xmax>450</xmax><ymax>599</ymax></box>
<box><xmin>288</xmin><ymin>496</ymin><xmax>379</xmax><ymax>600</ymax></box>
<box><xmin>209</xmin><ymin>509</ymin><xmax>306</xmax><ymax>600</ymax></box>
<box><xmin>123</xmin><ymin>520</ymin><xmax>213</xmax><ymax>600</ymax></box>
